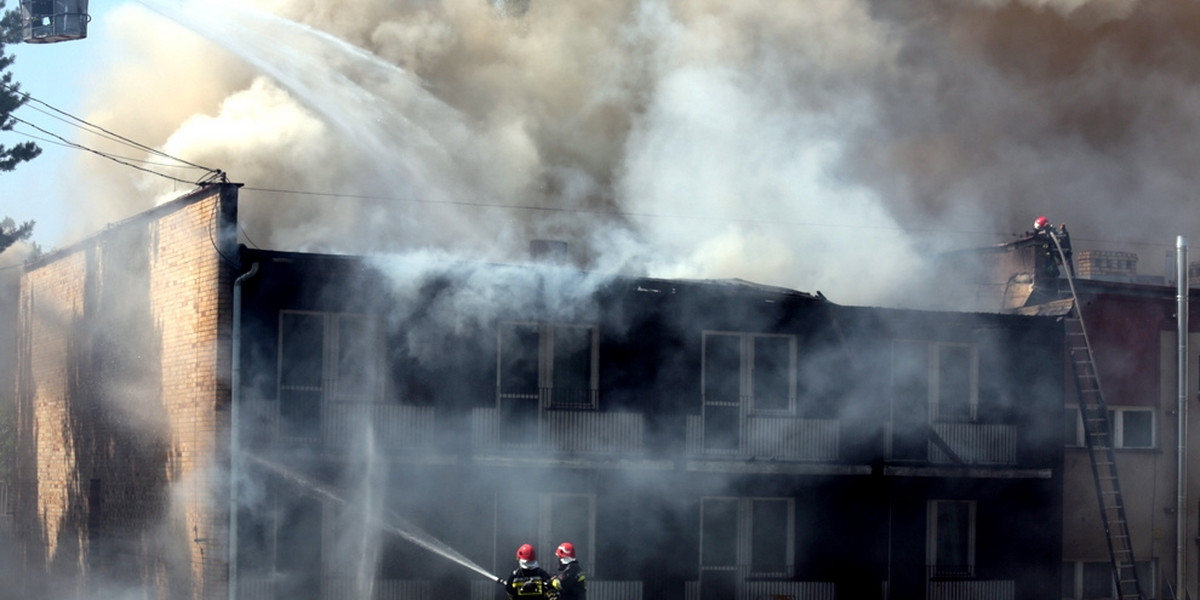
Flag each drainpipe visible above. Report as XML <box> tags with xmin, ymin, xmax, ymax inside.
<box><xmin>230</xmin><ymin>262</ymin><xmax>259</xmax><ymax>600</ymax></box>
<box><xmin>1177</xmin><ymin>236</ymin><xmax>1188</xmax><ymax>600</ymax></box>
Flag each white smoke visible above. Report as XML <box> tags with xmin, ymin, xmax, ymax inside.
<box><xmin>59</xmin><ymin>0</ymin><xmax>1200</xmax><ymax>306</ymax></box>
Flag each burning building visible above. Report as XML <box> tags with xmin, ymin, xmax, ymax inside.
<box><xmin>8</xmin><ymin>183</ymin><xmax>1069</xmax><ymax>600</ymax></box>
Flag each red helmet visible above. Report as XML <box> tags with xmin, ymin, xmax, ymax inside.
<box><xmin>517</xmin><ymin>544</ymin><xmax>536</xmax><ymax>561</ymax></box>
<box><xmin>555</xmin><ymin>542</ymin><xmax>576</xmax><ymax>560</ymax></box>
<box><xmin>1033</xmin><ymin>216</ymin><xmax>1050</xmax><ymax>230</ymax></box>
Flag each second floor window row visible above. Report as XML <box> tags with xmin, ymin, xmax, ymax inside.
<box><xmin>277</xmin><ymin>312</ymin><xmax>994</xmax><ymax>426</ymax></box>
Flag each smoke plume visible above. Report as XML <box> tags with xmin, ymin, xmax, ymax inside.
<box><xmin>58</xmin><ymin>0</ymin><xmax>1200</xmax><ymax>306</ymax></box>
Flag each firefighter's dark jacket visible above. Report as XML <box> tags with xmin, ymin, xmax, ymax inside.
<box><xmin>551</xmin><ymin>560</ymin><xmax>587</xmax><ymax>600</ymax></box>
<box><xmin>501</xmin><ymin>565</ymin><xmax>553</xmax><ymax>600</ymax></box>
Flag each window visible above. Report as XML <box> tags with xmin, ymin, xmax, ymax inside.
<box><xmin>278</xmin><ymin>311</ymin><xmax>384</xmax><ymax>439</ymax></box>
<box><xmin>1109</xmin><ymin>408</ymin><xmax>1155</xmax><ymax>449</ymax></box>
<box><xmin>702</xmin><ymin>332</ymin><xmax>796</xmax><ymax>451</ymax></box>
<box><xmin>1065</xmin><ymin>406</ymin><xmax>1154</xmax><ymax>450</ymax></box>
<box><xmin>926</xmin><ymin>500</ymin><xmax>975</xmax><ymax>578</ymax></box>
<box><xmin>700</xmin><ymin>497</ymin><xmax>794</xmax><ymax>580</ymax></box>
<box><xmin>703</xmin><ymin>332</ymin><xmax>796</xmax><ymax>412</ymax></box>
<box><xmin>498</xmin><ymin>322</ymin><xmax>598</xmax><ymax>410</ymax></box>
<box><xmin>750</xmin><ymin>498</ymin><xmax>790</xmax><ymax>574</ymax></box>
<box><xmin>892</xmin><ymin>340</ymin><xmax>978</xmax><ymax>424</ymax></box>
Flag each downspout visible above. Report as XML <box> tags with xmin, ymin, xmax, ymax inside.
<box><xmin>1177</xmin><ymin>236</ymin><xmax>1188</xmax><ymax>600</ymax></box>
<box><xmin>230</xmin><ymin>261</ymin><xmax>260</xmax><ymax>600</ymax></box>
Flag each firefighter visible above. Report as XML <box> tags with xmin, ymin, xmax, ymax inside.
<box><xmin>550</xmin><ymin>542</ymin><xmax>587</xmax><ymax>600</ymax></box>
<box><xmin>499</xmin><ymin>543</ymin><xmax>553</xmax><ymax>600</ymax></box>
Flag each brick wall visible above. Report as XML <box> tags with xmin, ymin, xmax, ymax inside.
<box><xmin>1075</xmin><ymin>249</ymin><xmax>1138</xmax><ymax>278</ymax></box>
<box><xmin>15</xmin><ymin>184</ymin><xmax>239</xmax><ymax>600</ymax></box>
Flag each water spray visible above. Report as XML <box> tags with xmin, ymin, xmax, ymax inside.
<box><xmin>244</xmin><ymin>452</ymin><xmax>503</xmax><ymax>582</ymax></box>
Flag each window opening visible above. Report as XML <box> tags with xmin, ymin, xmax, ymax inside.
<box><xmin>927</xmin><ymin>500</ymin><xmax>975</xmax><ymax>579</ymax></box>
<box><xmin>702</xmin><ymin>332</ymin><xmax>797</xmax><ymax>452</ymax></box>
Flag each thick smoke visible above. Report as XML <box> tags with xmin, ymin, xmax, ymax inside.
<box><xmin>58</xmin><ymin>0</ymin><xmax>1200</xmax><ymax>306</ymax></box>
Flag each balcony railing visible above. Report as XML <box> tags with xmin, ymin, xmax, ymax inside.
<box><xmin>238</xmin><ymin>578</ymin><xmax>432</xmax><ymax>600</ymax></box>
<box><xmin>685</xmin><ymin>415</ymin><xmax>840</xmax><ymax>461</ymax></box>
<box><xmin>470</xmin><ymin>580</ymin><xmax>643</xmax><ymax>600</ymax></box>
<box><xmin>928</xmin><ymin>422</ymin><xmax>1016</xmax><ymax>465</ymax></box>
<box><xmin>242</xmin><ymin>399</ymin><xmax>437</xmax><ymax>450</ymax></box>
<box><xmin>472</xmin><ymin>407</ymin><xmax>644</xmax><ymax>453</ymax></box>
<box><xmin>324</xmin><ymin>402</ymin><xmax>437</xmax><ymax>449</ymax></box>
<box><xmin>683</xmin><ymin>580</ymin><xmax>835</xmax><ymax>600</ymax></box>
<box><xmin>927</xmin><ymin>579</ymin><xmax>1014</xmax><ymax>600</ymax></box>
<box><xmin>498</xmin><ymin>387</ymin><xmax>599</xmax><ymax>410</ymax></box>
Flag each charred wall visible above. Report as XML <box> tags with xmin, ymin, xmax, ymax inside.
<box><xmin>232</xmin><ymin>251</ymin><xmax>1065</xmax><ymax>599</ymax></box>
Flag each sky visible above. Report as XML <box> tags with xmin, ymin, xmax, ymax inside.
<box><xmin>3</xmin><ymin>3</ymin><xmax>114</xmax><ymax>248</ymax></box>
<box><xmin>3</xmin><ymin>0</ymin><xmax>1200</xmax><ymax>308</ymax></box>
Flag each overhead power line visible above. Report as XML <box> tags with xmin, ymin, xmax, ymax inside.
<box><xmin>1</xmin><ymin>81</ymin><xmax>224</xmax><ymax>184</ymax></box>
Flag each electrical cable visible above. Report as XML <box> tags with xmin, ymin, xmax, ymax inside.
<box><xmin>11</xmin><ymin>124</ymin><xmax>207</xmax><ymax>169</ymax></box>
<box><xmin>8</xmin><ymin>113</ymin><xmax>216</xmax><ymax>185</ymax></box>
<box><xmin>0</xmin><ymin>80</ymin><xmax>213</xmax><ymax>171</ymax></box>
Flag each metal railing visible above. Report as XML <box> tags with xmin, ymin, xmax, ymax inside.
<box><xmin>323</xmin><ymin>402</ymin><xmax>437</xmax><ymax>449</ymax></box>
<box><xmin>471</xmin><ymin>407</ymin><xmax>645</xmax><ymax>453</ymax></box>
<box><xmin>237</xmin><ymin>578</ymin><xmax>432</xmax><ymax>600</ymax></box>
<box><xmin>243</xmin><ymin>398</ymin><xmax>437</xmax><ymax>450</ymax></box>
<box><xmin>685</xmin><ymin>415</ymin><xmax>840</xmax><ymax>461</ymax></box>
<box><xmin>888</xmin><ymin>421</ymin><xmax>1018</xmax><ymax>465</ymax></box>
<box><xmin>498</xmin><ymin>387</ymin><xmax>599</xmax><ymax>410</ymax></box>
<box><xmin>928</xmin><ymin>422</ymin><xmax>1017</xmax><ymax>465</ymax></box>
<box><xmin>926</xmin><ymin>579</ymin><xmax>1014</xmax><ymax>600</ymax></box>
<box><xmin>683</xmin><ymin>579</ymin><xmax>835</xmax><ymax>600</ymax></box>
<box><xmin>470</xmin><ymin>579</ymin><xmax>642</xmax><ymax>600</ymax></box>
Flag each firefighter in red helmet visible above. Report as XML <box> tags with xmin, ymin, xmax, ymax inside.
<box><xmin>550</xmin><ymin>542</ymin><xmax>587</xmax><ymax>600</ymax></box>
<box><xmin>499</xmin><ymin>544</ymin><xmax>553</xmax><ymax>600</ymax></box>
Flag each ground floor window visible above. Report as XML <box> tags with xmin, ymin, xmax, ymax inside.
<box><xmin>699</xmin><ymin>495</ymin><xmax>794</xmax><ymax>600</ymax></box>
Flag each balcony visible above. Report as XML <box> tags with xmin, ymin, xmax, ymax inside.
<box><xmin>471</xmin><ymin>407</ymin><xmax>645</xmax><ymax>454</ymax></box>
<box><xmin>888</xmin><ymin>421</ymin><xmax>1017</xmax><ymax>465</ymax></box>
<box><xmin>683</xmin><ymin>579</ymin><xmax>836</xmax><ymax>600</ymax></box>
<box><xmin>685</xmin><ymin>415</ymin><xmax>840</xmax><ymax>461</ymax></box>
<box><xmin>926</xmin><ymin>579</ymin><xmax>1014</xmax><ymax>600</ymax></box>
<box><xmin>470</xmin><ymin>580</ymin><xmax>643</xmax><ymax>600</ymax></box>
<box><xmin>928</xmin><ymin>423</ymin><xmax>1017</xmax><ymax>465</ymax></box>
<box><xmin>242</xmin><ymin>399</ymin><xmax>437</xmax><ymax>451</ymax></box>
<box><xmin>238</xmin><ymin>578</ymin><xmax>432</xmax><ymax>600</ymax></box>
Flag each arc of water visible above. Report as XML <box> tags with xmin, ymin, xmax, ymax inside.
<box><xmin>245</xmin><ymin>452</ymin><xmax>500</xmax><ymax>581</ymax></box>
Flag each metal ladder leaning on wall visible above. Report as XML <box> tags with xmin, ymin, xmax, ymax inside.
<box><xmin>1047</xmin><ymin>228</ymin><xmax>1146</xmax><ymax>600</ymax></box>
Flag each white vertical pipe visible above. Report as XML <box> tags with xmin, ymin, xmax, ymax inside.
<box><xmin>1177</xmin><ymin>236</ymin><xmax>1188</xmax><ymax>600</ymax></box>
<box><xmin>230</xmin><ymin>262</ymin><xmax>259</xmax><ymax>600</ymax></box>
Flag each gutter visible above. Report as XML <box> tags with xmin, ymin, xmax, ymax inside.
<box><xmin>229</xmin><ymin>261</ymin><xmax>259</xmax><ymax>600</ymax></box>
<box><xmin>1177</xmin><ymin>237</ymin><xmax>1188</xmax><ymax>600</ymax></box>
